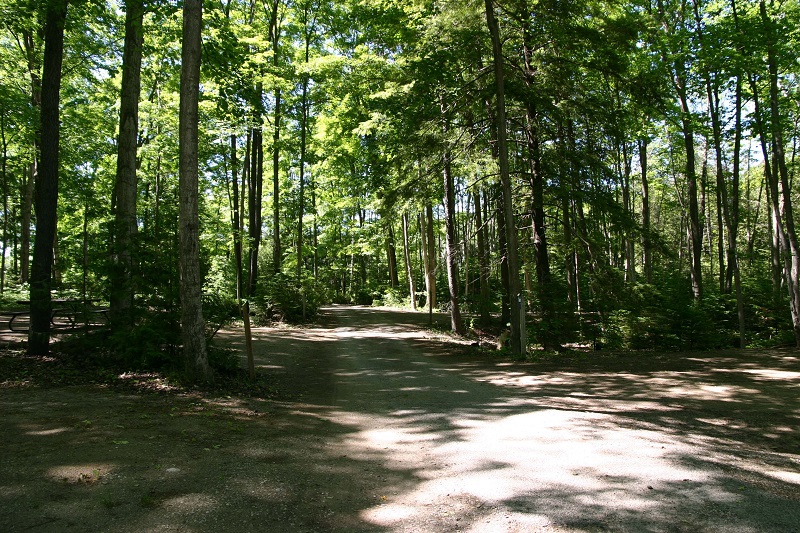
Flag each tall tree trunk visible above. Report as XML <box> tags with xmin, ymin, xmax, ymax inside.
<box><xmin>485</xmin><ymin>0</ymin><xmax>525</xmax><ymax>354</ymax></box>
<box><xmin>272</xmin><ymin>90</ymin><xmax>281</xmax><ymax>274</ymax></box>
<box><xmin>0</xmin><ymin>109</ymin><xmax>8</xmax><ymax>293</ymax></box>
<box><xmin>82</xmin><ymin>193</ymin><xmax>88</xmax><ymax>300</ymax></box>
<box><xmin>270</xmin><ymin>0</ymin><xmax>282</xmax><ymax>274</ymax></box>
<box><xmin>760</xmin><ymin>0</ymin><xmax>800</xmax><ymax>346</ymax></box>
<box><xmin>29</xmin><ymin>0</ymin><xmax>67</xmax><ymax>355</ymax></box>
<box><xmin>473</xmin><ymin>189</ymin><xmax>491</xmax><ymax>326</ymax></box>
<box><xmin>401</xmin><ymin>212</ymin><xmax>416</xmax><ymax>310</ymax></box>
<box><xmin>523</xmin><ymin>18</ymin><xmax>556</xmax><ymax>348</ymax></box>
<box><xmin>296</xmin><ymin>8</ymin><xmax>312</xmax><ymax>282</ymax></box>
<box><xmin>247</xmin><ymin>91</ymin><xmax>263</xmax><ymax>297</ymax></box>
<box><xmin>20</xmin><ymin>28</ymin><xmax>41</xmax><ymax>286</ymax></box>
<box><xmin>386</xmin><ymin>220</ymin><xmax>399</xmax><ymax>288</ymax></box>
<box><xmin>658</xmin><ymin>0</ymin><xmax>702</xmax><ymax>300</ymax></box>
<box><xmin>750</xmin><ymin>76</ymin><xmax>783</xmax><ymax>308</ymax></box>
<box><xmin>496</xmin><ymin>190</ymin><xmax>510</xmax><ymax>327</ymax></box>
<box><xmin>639</xmin><ymin>138</ymin><xmax>652</xmax><ymax>284</ymax></box>
<box><xmin>731</xmin><ymin>76</ymin><xmax>746</xmax><ymax>346</ymax></box>
<box><xmin>441</xmin><ymin>117</ymin><xmax>464</xmax><ymax>334</ymax></box>
<box><xmin>692</xmin><ymin>0</ymin><xmax>728</xmax><ymax>293</ymax></box>
<box><xmin>421</xmin><ymin>204</ymin><xmax>436</xmax><ymax>310</ymax></box>
<box><xmin>311</xmin><ymin>172</ymin><xmax>318</xmax><ymax>278</ymax></box>
<box><xmin>179</xmin><ymin>0</ymin><xmax>211</xmax><ymax>381</ymax></box>
<box><xmin>621</xmin><ymin>141</ymin><xmax>636</xmax><ymax>284</ymax></box>
<box><xmin>296</xmin><ymin>81</ymin><xmax>307</xmax><ymax>281</ymax></box>
<box><xmin>20</xmin><ymin>161</ymin><xmax>34</xmax><ymax>284</ymax></box>
<box><xmin>230</xmin><ymin>134</ymin><xmax>243</xmax><ymax>300</ymax></box>
<box><xmin>678</xmin><ymin>89</ymin><xmax>702</xmax><ymax>301</ymax></box>
<box><xmin>110</xmin><ymin>0</ymin><xmax>144</xmax><ymax>332</ymax></box>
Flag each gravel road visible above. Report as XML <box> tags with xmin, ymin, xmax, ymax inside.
<box><xmin>2</xmin><ymin>304</ymin><xmax>799</xmax><ymax>532</ymax></box>
<box><xmin>221</xmin><ymin>305</ymin><xmax>800</xmax><ymax>532</ymax></box>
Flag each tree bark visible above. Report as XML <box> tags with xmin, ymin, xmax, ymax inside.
<box><xmin>20</xmin><ymin>28</ymin><xmax>41</xmax><ymax>286</ymax></box>
<box><xmin>179</xmin><ymin>0</ymin><xmax>211</xmax><ymax>381</ymax></box>
<box><xmin>421</xmin><ymin>204</ymin><xmax>436</xmax><ymax>310</ymax></box>
<box><xmin>110</xmin><ymin>0</ymin><xmax>145</xmax><ymax>332</ymax></box>
<box><xmin>401</xmin><ymin>212</ymin><xmax>416</xmax><ymax>310</ymax></box>
<box><xmin>269</xmin><ymin>89</ymin><xmax>280</xmax><ymax>275</ymax></box>
<box><xmin>473</xmin><ymin>189</ymin><xmax>491</xmax><ymax>326</ymax></box>
<box><xmin>760</xmin><ymin>0</ymin><xmax>800</xmax><ymax>346</ymax></box>
<box><xmin>485</xmin><ymin>0</ymin><xmax>525</xmax><ymax>354</ymax></box>
<box><xmin>639</xmin><ymin>138</ymin><xmax>652</xmax><ymax>284</ymax></box>
<box><xmin>386</xmin><ymin>220</ymin><xmax>399</xmax><ymax>288</ymax></box>
<box><xmin>657</xmin><ymin>0</ymin><xmax>702</xmax><ymax>301</ymax></box>
<box><xmin>270</xmin><ymin>0</ymin><xmax>282</xmax><ymax>274</ymax></box>
<box><xmin>230</xmin><ymin>134</ymin><xmax>243</xmax><ymax>300</ymax></box>
<box><xmin>732</xmin><ymin>76</ymin><xmax>746</xmax><ymax>346</ymax></box>
<box><xmin>28</xmin><ymin>0</ymin><xmax>67</xmax><ymax>355</ymax></box>
<box><xmin>496</xmin><ymin>189</ymin><xmax>510</xmax><ymax>327</ymax></box>
<box><xmin>1</xmin><ymin>109</ymin><xmax>8</xmax><ymax>292</ymax></box>
<box><xmin>296</xmin><ymin>9</ymin><xmax>312</xmax><ymax>282</ymax></box>
<box><xmin>442</xmin><ymin>120</ymin><xmax>464</xmax><ymax>334</ymax></box>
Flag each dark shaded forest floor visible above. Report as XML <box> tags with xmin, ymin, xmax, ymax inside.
<box><xmin>1</xmin><ymin>305</ymin><xmax>799</xmax><ymax>532</ymax></box>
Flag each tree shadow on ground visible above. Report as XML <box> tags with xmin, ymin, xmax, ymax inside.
<box><xmin>1</xmin><ymin>305</ymin><xmax>799</xmax><ymax>532</ymax></box>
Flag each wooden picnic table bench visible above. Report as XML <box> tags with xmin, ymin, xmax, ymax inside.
<box><xmin>7</xmin><ymin>299</ymin><xmax>109</xmax><ymax>332</ymax></box>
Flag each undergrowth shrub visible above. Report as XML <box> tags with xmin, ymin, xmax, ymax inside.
<box><xmin>202</xmin><ymin>293</ymin><xmax>239</xmax><ymax>339</ymax></box>
<box><xmin>380</xmin><ymin>287</ymin><xmax>409</xmax><ymax>307</ymax></box>
<box><xmin>252</xmin><ymin>272</ymin><xmax>326</xmax><ymax>324</ymax></box>
<box><xmin>603</xmin><ymin>281</ymin><xmax>734</xmax><ymax>350</ymax></box>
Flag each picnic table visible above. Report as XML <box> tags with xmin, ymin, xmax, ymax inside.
<box><xmin>7</xmin><ymin>299</ymin><xmax>109</xmax><ymax>332</ymax></box>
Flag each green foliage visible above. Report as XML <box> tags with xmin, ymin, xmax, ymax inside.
<box><xmin>202</xmin><ymin>293</ymin><xmax>240</xmax><ymax>339</ymax></box>
<box><xmin>379</xmin><ymin>286</ymin><xmax>410</xmax><ymax>307</ymax></box>
<box><xmin>603</xmin><ymin>280</ymin><xmax>737</xmax><ymax>351</ymax></box>
<box><xmin>206</xmin><ymin>343</ymin><xmax>240</xmax><ymax>374</ymax></box>
<box><xmin>252</xmin><ymin>272</ymin><xmax>327</xmax><ymax>324</ymax></box>
<box><xmin>110</xmin><ymin>310</ymin><xmax>182</xmax><ymax>369</ymax></box>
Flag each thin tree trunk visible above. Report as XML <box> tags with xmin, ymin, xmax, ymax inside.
<box><xmin>496</xmin><ymin>190</ymin><xmax>510</xmax><ymax>327</ymax></box>
<box><xmin>657</xmin><ymin>0</ymin><xmax>702</xmax><ymax>301</ymax></box>
<box><xmin>386</xmin><ymin>220</ymin><xmax>399</xmax><ymax>288</ymax></box>
<box><xmin>29</xmin><ymin>0</ymin><xmax>68</xmax><ymax>355</ymax></box>
<box><xmin>247</xmin><ymin>98</ymin><xmax>263</xmax><ymax>297</ymax></box>
<box><xmin>0</xmin><ymin>109</ymin><xmax>8</xmax><ymax>293</ymax></box>
<box><xmin>110</xmin><ymin>0</ymin><xmax>144</xmax><ymax>332</ymax></box>
<box><xmin>441</xmin><ymin>113</ymin><xmax>464</xmax><ymax>334</ymax></box>
<box><xmin>473</xmin><ymin>189</ymin><xmax>491</xmax><ymax>326</ymax></box>
<box><xmin>621</xmin><ymin>141</ymin><xmax>636</xmax><ymax>284</ymax></box>
<box><xmin>179</xmin><ymin>0</ymin><xmax>211</xmax><ymax>380</ymax></box>
<box><xmin>401</xmin><ymin>212</ymin><xmax>416</xmax><ymax>310</ymax></box>
<box><xmin>751</xmin><ymin>76</ymin><xmax>783</xmax><ymax>307</ymax></box>
<box><xmin>761</xmin><ymin>0</ymin><xmax>800</xmax><ymax>345</ymax></box>
<box><xmin>731</xmin><ymin>75</ymin><xmax>746</xmax><ymax>346</ymax></box>
<box><xmin>19</xmin><ymin>28</ymin><xmax>41</xmax><ymax>286</ymax></box>
<box><xmin>82</xmin><ymin>193</ymin><xmax>88</xmax><ymax>300</ymax></box>
<box><xmin>640</xmin><ymin>138</ymin><xmax>652</xmax><ymax>284</ymax></box>
<box><xmin>20</xmin><ymin>160</ymin><xmax>34</xmax><ymax>284</ymax></box>
<box><xmin>296</xmin><ymin>10</ymin><xmax>312</xmax><ymax>282</ymax></box>
<box><xmin>485</xmin><ymin>0</ymin><xmax>525</xmax><ymax>354</ymax></box>
<box><xmin>230</xmin><ymin>134</ymin><xmax>243</xmax><ymax>300</ymax></box>
<box><xmin>270</xmin><ymin>1</ymin><xmax>282</xmax><ymax>274</ymax></box>
<box><xmin>422</xmin><ymin>204</ymin><xmax>436</xmax><ymax>310</ymax></box>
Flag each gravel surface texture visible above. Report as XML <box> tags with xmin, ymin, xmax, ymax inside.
<box><xmin>1</xmin><ymin>304</ymin><xmax>799</xmax><ymax>532</ymax></box>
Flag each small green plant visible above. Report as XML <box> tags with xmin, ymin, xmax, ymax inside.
<box><xmin>252</xmin><ymin>272</ymin><xmax>326</xmax><ymax>324</ymax></box>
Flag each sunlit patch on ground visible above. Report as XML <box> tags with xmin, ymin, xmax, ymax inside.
<box><xmin>47</xmin><ymin>464</ymin><xmax>115</xmax><ymax>484</ymax></box>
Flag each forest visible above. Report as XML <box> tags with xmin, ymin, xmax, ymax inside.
<box><xmin>1</xmin><ymin>0</ymin><xmax>799</xmax><ymax>380</ymax></box>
